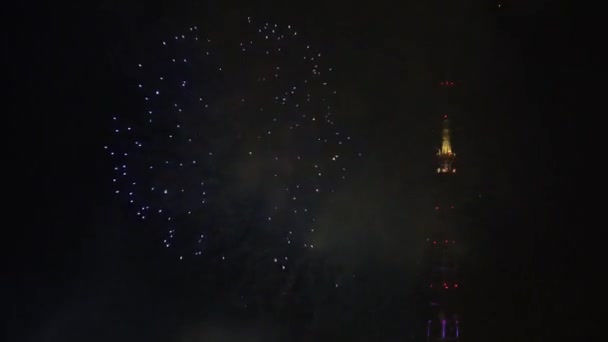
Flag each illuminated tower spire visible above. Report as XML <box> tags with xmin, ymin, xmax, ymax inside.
<box><xmin>437</xmin><ymin>115</ymin><xmax>456</xmax><ymax>174</ymax></box>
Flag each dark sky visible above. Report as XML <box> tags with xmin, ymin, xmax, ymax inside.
<box><xmin>8</xmin><ymin>0</ymin><xmax>587</xmax><ymax>341</ymax></box>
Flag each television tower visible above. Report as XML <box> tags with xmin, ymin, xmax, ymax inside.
<box><xmin>424</xmin><ymin>79</ymin><xmax>462</xmax><ymax>341</ymax></box>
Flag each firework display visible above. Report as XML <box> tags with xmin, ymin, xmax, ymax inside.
<box><xmin>106</xmin><ymin>18</ymin><xmax>359</xmax><ymax>278</ymax></box>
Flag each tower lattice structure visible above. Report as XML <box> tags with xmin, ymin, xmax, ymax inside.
<box><xmin>424</xmin><ymin>79</ymin><xmax>462</xmax><ymax>341</ymax></box>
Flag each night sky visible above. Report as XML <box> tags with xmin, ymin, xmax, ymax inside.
<box><xmin>9</xmin><ymin>0</ymin><xmax>586</xmax><ymax>341</ymax></box>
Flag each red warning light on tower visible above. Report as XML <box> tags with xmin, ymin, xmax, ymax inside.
<box><xmin>440</xmin><ymin>81</ymin><xmax>455</xmax><ymax>87</ymax></box>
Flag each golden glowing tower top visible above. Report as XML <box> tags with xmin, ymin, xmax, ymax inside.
<box><xmin>437</xmin><ymin>115</ymin><xmax>456</xmax><ymax>173</ymax></box>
